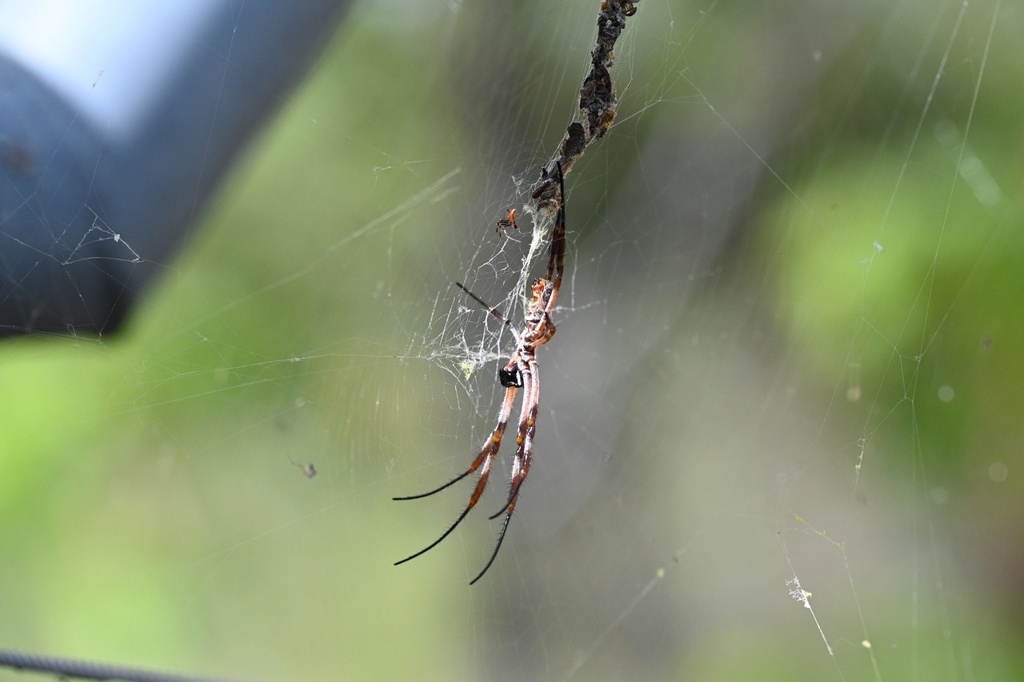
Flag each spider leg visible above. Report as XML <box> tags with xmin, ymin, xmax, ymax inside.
<box><xmin>393</xmin><ymin>383</ymin><xmax>518</xmax><ymax>567</ymax></box>
<box><xmin>471</xmin><ymin>358</ymin><xmax>539</xmax><ymax>585</ymax></box>
<box><xmin>544</xmin><ymin>162</ymin><xmax>566</xmax><ymax>304</ymax></box>
<box><xmin>470</xmin><ymin>506</ymin><xmax>514</xmax><ymax>586</ymax></box>
<box><xmin>456</xmin><ymin>282</ymin><xmax>525</xmax><ymax>350</ymax></box>
<box><xmin>531</xmin><ymin>313</ymin><xmax>557</xmax><ymax>349</ymax></box>
<box><xmin>488</xmin><ymin>358</ymin><xmax>538</xmax><ymax>521</ymax></box>
<box><xmin>391</xmin><ymin>464</ymin><xmax>479</xmax><ymax>502</ymax></box>
<box><xmin>455</xmin><ymin>282</ymin><xmax>507</xmax><ymax>324</ymax></box>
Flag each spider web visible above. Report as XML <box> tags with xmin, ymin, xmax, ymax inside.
<box><xmin>1</xmin><ymin>0</ymin><xmax>1022</xmax><ymax>681</ymax></box>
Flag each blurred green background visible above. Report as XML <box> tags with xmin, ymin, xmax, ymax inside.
<box><xmin>2</xmin><ymin>0</ymin><xmax>1023</xmax><ymax>680</ymax></box>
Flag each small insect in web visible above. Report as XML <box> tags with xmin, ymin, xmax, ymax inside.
<box><xmin>288</xmin><ymin>456</ymin><xmax>317</xmax><ymax>479</ymax></box>
<box><xmin>496</xmin><ymin>208</ymin><xmax>518</xmax><ymax>236</ymax></box>
<box><xmin>394</xmin><ymin>162</ymin><xmax>567</xmax><ymax>585</ymax></box>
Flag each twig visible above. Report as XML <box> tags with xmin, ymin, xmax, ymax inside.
<box><xmin>531</xmin><ymin>0</ymin><xmax>639</xmax><ymax>211</ymax></box>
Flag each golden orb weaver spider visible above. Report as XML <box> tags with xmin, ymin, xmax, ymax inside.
<box><xmin>394</xmin><ymin>162</ymin><xmax>567</xmax><ymax>584</ymax></box>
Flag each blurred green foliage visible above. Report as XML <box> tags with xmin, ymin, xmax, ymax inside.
<box><xmin>2</xmin><ymin>1</ymin><xmax>1023</xmax><ymax>680</ymax></box>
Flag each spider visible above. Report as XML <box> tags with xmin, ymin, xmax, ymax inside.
<box><xmin>394</xmin><ymin>162</ymin><xmax>566</xmax><ymax>584</ymax></box>
<box><xmin>496</xmin><ymin>207</ymin><xmax>518</xmax><ymax>236</ymax></box>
